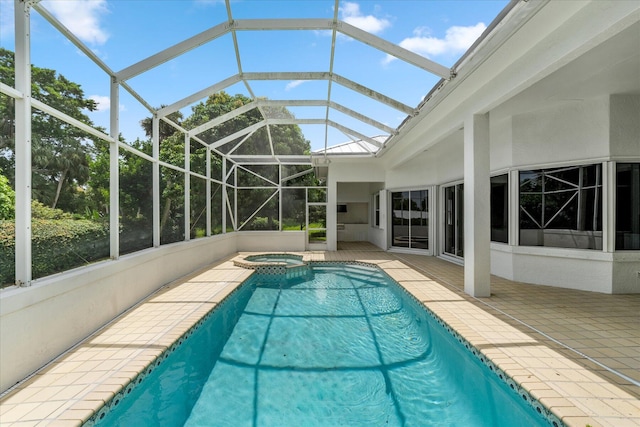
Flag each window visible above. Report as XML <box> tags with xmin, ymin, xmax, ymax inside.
<box><xmin>491</xmin><ymin>175</ymin><xmax>508</xmax><ymax>243</ymax></box>
<box><xmin>519</xmin><ymin>164</ymin><xmax>602</xmax><ymax>249</ymax></box>
<box><xmin>391</xmin><ymin>190</ymin><xmax>428</xmax><ymax>250</ymax></box>
<box><xmin>616</xmin><ymin>163</ymin><xmax>640</xmax><ymax>250</ymax></box>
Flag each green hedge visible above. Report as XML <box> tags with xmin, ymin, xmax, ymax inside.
<box><xmin>0</xmin><ymin>218</ymin><xmax>109</xmax><ymax>286</ymax></box>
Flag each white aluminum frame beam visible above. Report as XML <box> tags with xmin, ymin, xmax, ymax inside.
<box><xmin>236</xmin><ymin>164</ymin><xmax>279</xmax><ymax>187</ymax></box>
<box><xmin>244</xmin><ymin>72</ymin><xmax>413</xmax><ymax>114</ymax></box>
<box><xmin>159</xmin><ymin>75</ymin><xmax>243</xmax><ymax>118</ymax></box>
<box><xmin>109</xmin><ymin>78</ymin><xmax>120</xmax><ymax>258</ymax></box>
<box><xmin>116</xmin><ymin>22</ymin><xmax>230</xmax><ymax>81</ymax></box>
<box><xmin>175</xmin><ymin>74</ymin><xmax>406</xmax><ymax>148</ymax></box>
<box><xmin>208</xmin><ymin>118</ymin><xmax>382</xmax><ymax>150</ymax></box>
<box><xmin>338</xmin><ymin>22</ymin><xmax>451</xmax><ymax>79</ymax></box>
<box><xmin>229</xmin><ymin>155</ymin><xmax>311</xmax><ymax>165</ymax></box>
<box><xmin>331</xmin><ymin>74</ymin><xmax>414</xmax><ymax>115</ymax></box>
<box><xmin>237</xmin><ymin>189</ymin><xmax>279</xmax><ymax>231</ymax></box>
<box><xmin>34</xmin><ymin>3</ymin><xmax>153</xmax><ymax>117</ymax></box>
<box><xmin>30</xmin><ymin>99</ymin><xmax>115</xmax><ymax>144</ymax></box>
<box><xmin>227</xmin><ymin>129</ymin><xmax>258</xmax><ymax>156</ymax></box>
<box><xmin>33</xmin><ymin>3</ymin><xmax>115</xmax><ymax>77</ymax></box>
<box><xmin>281</xmin><ymin>168</ymin><xmax>314</xmax><ymax>183</ymax></box>
<box><xmin>210</xmin><ymin>120</ymin><xmax>267</xmax><ymax>149</ymax></box>
<box><xmin>232</xmin><ymin>18</ymin><xmax>334</xmax><ymax>31</ymax></box>
<box><xmin>188</xmin><ymin>100</ymin><xmax>258</xmax><ymax>136</ymax></box>
<box><xmin>328</xmin><ymin>121</ymin><xmax>382</xmax><ymax>148</ymax></box>
<box><xmin>14</xmin><ymin>0</ymin><xmax>32</xmax><ymax>286</ymax></box>
<box><xmin>329</xmin><ymin>101</ymin><xmax>395</xmax><ymax>135</ymax></box>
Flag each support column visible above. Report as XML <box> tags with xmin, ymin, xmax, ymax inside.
<box><xmin>326</xmin><ymin>173</ymin><xmax>337</xmax><ymax>251</ymax></box>
<box><xmin>152</xmin><ymin>115</ymin><xmax>160</xmax><ymax>247</ymax></box>
<box><xmin>464</xmin><ymin>113</ymin><xmax>491</xmax><ymax>297</ymax></box>
<box><xmin>109</xmin><ymin>77</ymin><xmax>119</xmax><ymax>259</ymax></box>
<box><xmin>184</xmin><ymin>133</ymin><xmax>190</xmax><ymax>242</ymax></box>
<box><xmin>221</xmin><ymin>157</ymin><xmax>227</xmax><ymax>233</ymax></box>
<box><xmin>603</xmin><ymin>161</ymin><xmax>615</xmax><ymax>253</ymax></box>
<box><xmin>14</xmin><ymin>0</ymin><xmax>32</xmax><ymax>286</ymax></box>
<box><xmin>206</xmin><ymin>147</ymin><xmax>211</xmax><ymax>236</ymax></box>
<box><xmin>509</xmin><ymin>169</ymin><xmax>520</xmax><ymax>246</ymax></box>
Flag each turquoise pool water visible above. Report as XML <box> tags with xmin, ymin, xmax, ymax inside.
<box><xmin>97</xmin><ymin>264</ymin><xmax>551</xmax><ymax>426</ymax></box>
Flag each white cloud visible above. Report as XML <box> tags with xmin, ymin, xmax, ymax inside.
<box><xmin>89</xmin><ymin>95</ymin><xmax>110</xmax><ymax>112</ymax></box>
<box><xmin>43</xmin><ymin>0</ymin><xmax>109</xmax><ymax>45</ymax></box>
<box><xmin>384</xmin><ymin>22</ymin><xmax>486</xmax><ymax>64</ymax></box>
<box><xmin>88</xmin><ymin>95</ymin><xmax>125</xmax><ymax>112</ymax></box>
<box><xmin>285</xmin><ymin>80</ymin><xmax>306</xmax><ymax>91</ymax></box>
<box><xmin>339</xmin><ymin>2</ymin><xmax>390</xmax><ymax>34</ymax></box>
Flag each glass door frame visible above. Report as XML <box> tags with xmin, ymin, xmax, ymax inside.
<box><xmin>387</xmin><ymin>187</ymin><xmax>434</xmax><ymax>255</ymax></box>
<box><xmin>439</xmin><ymin>181</ymin><xmax>464</xmax><ymax>260</ymax></box>
<box><xmin>306</xmin><ymin>187</ymin><xmax>327</xmax><ymax>249</ymax></box>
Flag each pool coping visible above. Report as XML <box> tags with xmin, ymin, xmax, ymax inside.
<box><xmin>0</xmin><ymin>252</ymin><xmax>637</xmax><ymax>426</ymax></box>
<box><xmin>94</xmin><ymin>259</ymin><xmax>564</xmax><ymax>426</ymax></box>
<box><xmin>83</xmin><ymin>259</ymin><xmax>563</xmax><ymax>427</ymax></box>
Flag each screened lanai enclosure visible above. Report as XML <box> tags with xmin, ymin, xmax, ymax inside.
<box><xmin>1</xmin><ymin>0</ymin><xmax>639</xmax><ymax>406</ymax></box>
<box><xmin>0</xmin><ymin>0</ymin><xmax>468</xmax><ymax>287</ymax></box>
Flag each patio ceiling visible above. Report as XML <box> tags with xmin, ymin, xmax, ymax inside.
<box><xmin>26</xmin><ymin>0</ymin><xmax>500</xmax><ymax>165</ymax></box>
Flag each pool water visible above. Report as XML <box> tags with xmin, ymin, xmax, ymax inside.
<box><xmin>99</xmin><ymin>264</ymin><xmax>549</xmax><ymax>426</ymax></box>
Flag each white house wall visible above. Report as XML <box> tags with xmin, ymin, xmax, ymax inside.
<box><xmin>489</xmin><ymin>116</ymin><xmax>513</xmax><ymax>172</ymax></box>
<box><xmin>330</xmin><ymin>1</ymin><xmax>640</xmax><ymax>294</ymax></box>
<box><xmin>337</xmin><ymin>183</ymin><xmax>372</xmax><ymax>203</ymax></box>
<box><xmin>327</xmin><ymin>159</ymin><xmax>385</xmax><ymax>251</ymax></box>
<box><xmin>610</xmin><ymin>94</ymin><xmax>640</xmax><ymax>158</ymax></box>
<box><xmin>512</xmin><ymin>97</ymin><xmax>610</xmax><ymax>167</ymax></box>
<box><xmin>386</xmin><ymin>133</ymin><xmax>463</xmax><ymax>190</ymax></box>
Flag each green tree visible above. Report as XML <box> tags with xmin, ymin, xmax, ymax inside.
<box><xmin>0</xmin><ymin>48</ymin><xmax>98</xmax><ymax>211</ymax></box>
<box><xmin>0</xmin><ymin>170</ymin><xmax>14</xmax><ymax>220</ymax></box>
<box><xmin>140</xmin><ymin>108</ymin><xmax>184</xmax><ymax>143</ymax></box>
<box><xmin>148</xmin><ymin>91</ymin><xmax>311</xmax><ymax>234</ymax></box>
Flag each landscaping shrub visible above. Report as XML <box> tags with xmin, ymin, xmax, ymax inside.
<box><xmin>0</xmin><ymin>201</ymin><xmax>109</xmax><ymax>286</ymax></box>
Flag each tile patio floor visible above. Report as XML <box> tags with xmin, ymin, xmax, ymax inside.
<box><xmin>1</xmin><ymin>242</ymin><xmax>638</xmax><ymax>426</ymax></box>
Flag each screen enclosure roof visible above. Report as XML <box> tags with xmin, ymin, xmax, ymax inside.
<box><xmin>20</xmin><ymin>0</ymin><xmax>513</xmax><ymax>164</ymax></box>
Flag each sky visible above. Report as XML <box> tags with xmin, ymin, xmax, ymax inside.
<box><xmin>0</xmin><ymin>0</ymin><xmax>509</xmax><ymax>151</ymax></box>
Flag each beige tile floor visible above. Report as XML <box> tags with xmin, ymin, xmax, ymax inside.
<box><xmin>1</xmin><ymin>244</ymin><xmax>638</xmax><ymax>427</ymax></box>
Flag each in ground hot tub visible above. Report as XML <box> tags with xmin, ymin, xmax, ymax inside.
<box><xmin>244</xmin><ymin>254</ymin><xmax>305</xmax><ymax>266</ymax></box>
<box><xmin>234</xmin><ymin>253</ymin><xmax>310</xmax><ymax>278</ymax></box>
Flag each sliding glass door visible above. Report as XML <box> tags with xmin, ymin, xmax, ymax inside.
<box><xmin>391</xmin><ymin>190</ymin><xmax>429</xmax><ymax>250</ymax></box>
<box><xmin>444</xmin><ymin>184</ymin><xmax>464</xmax><ymax>258</ymax></box>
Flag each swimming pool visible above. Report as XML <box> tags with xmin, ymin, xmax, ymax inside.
<box><xmin>94</xmin><ymin>263</ymin><xmax>554</xmax><ymax>426</ymax></box>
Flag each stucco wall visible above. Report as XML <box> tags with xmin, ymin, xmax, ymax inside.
<box><xmin>0</xmin><ymin>234</ymin><xmax>238</xmax><ymax>393</ymax></box>
<box><xmin>512</xmin><ymin>97</ymin><xmax>610</xmax><ymax>167</ymax></box>
<box><xmin>610</xmin><ymin>94</ymin><xmax>640</xmax><ymax>157</ymax></box>
<box><xmin>236</xmin><ymin>231</ymin><xmax>306</xmax><ymax>252</ymax></box>
<box><xmin>511</xmin><ymin>248</ymin><xmax>614</xmax><ymax>293</ymax></box>
<box><xmin>386</xmin><ymin>132</ymin><xmax>464</xmax><ymax>189</ymax></box>
<box><xmin>612</xmin><ymin>254</ymin><xmax>640</xmax><ymax>294</ymax></box>
<box><xmin>337</xmin><ymin>182</ymin><xmax>371</xmax><ymax>203</ymax></box>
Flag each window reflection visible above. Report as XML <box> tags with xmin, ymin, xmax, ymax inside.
<box><xmin>616</xmin><ymin>163</ymin><xmax>640</xmax><ymax>250</ymax></box>
<box><xmin>519</xmin><ymin>164</ymin><xmax>602</xmax><ymax>249</ymax></box>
